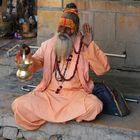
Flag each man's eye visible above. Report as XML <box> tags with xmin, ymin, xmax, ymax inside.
<box><xmin>59</xmin><ymin>26</ymin><xmax>63</xmax><ymax>30</ymax></box>
<box><xmin>66</xmin><ymin>28</ymin><xmax>71</xmax><ymax>33</ymax></box>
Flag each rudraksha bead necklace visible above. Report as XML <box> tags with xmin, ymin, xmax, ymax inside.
<box><xmin>55</xmin><ymin>36</ymin><xmax>83</xmax><ymax>94</ymax></box>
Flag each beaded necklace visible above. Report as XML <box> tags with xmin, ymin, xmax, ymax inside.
<box><xmin>55</xmin><ymin>36</ymin><xmax>83</xmax><ymax>94</ymax></box>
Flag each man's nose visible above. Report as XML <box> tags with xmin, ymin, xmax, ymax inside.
<box><xmin>61</xmin><ymin>27</ymin><xmax>65</xmax><ymax>33</ymax></box>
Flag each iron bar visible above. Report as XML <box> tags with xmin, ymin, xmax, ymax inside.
<box><xmin>125</xmin><ymin>98</ymin><xmax>139</xmax><ymax>103</ymax></box>
<box><xmin>105</xmin><ymin>53</ymin><xmax>126</xmax><ymax>58</ymax></box>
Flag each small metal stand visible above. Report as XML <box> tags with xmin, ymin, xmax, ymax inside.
<box><xmin>105</xmin><ymin>53</ymin><xmax>126</xmax><ymax>58</ymax></box>
<box><xmin>21</xmin><ymin>84</ymin><xmax>36</xmax><ymax>92</ymax></box>
<box><xmin>125</xmin><ymin>97</ymin><xmax>139</xmax><ymax>103</ymax></box>
<box><xmin>6</xmin><ymin>44</ymin><xmax>20</xmax><ymax>57</ymax></box>
<box><xmin>6</xmin><ymin>44</ymin><xmax>38</xmax><ymax>57</ymax></box>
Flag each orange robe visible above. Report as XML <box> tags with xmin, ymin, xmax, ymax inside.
<box><xmin>12</xmin><ymin>33</ymin><xmax>110</xmax><ymax>130</ymax></box>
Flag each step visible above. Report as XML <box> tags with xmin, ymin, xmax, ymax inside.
<box><xmin>0</xmin><ymin>91</ymin><xmax>140</xmax><ymax>140</ymax></box>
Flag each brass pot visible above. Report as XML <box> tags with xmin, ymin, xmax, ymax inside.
<box><xmin>16</xmin><ymin>49</ymin><xmax>33</xmax><ymax>80</ymax></box>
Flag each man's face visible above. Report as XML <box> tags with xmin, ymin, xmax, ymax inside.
<box><xmin>55</xmin><ymin>25</ymin><xmax>75</xmax><ymax>60</ymax></box>
<box><xmin>58</xmin><ymin>25</ymin><xmax>74</xmax><ymax>40</ymax></box>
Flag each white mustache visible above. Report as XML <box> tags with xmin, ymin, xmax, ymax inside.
<box><xmin>58</xmin><ymin>32</ymin><xmax>71</xmax><ymax>40</ymax></box>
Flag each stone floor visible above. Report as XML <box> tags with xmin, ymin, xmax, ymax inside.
<box><xmin>0</xmin><ymin>38</ymin><xmax>140</xmax><ymax>140</ymax></box>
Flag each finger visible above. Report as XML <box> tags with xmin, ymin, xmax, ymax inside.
<box><xmin>84</xmin><ymin>23</ymin><xmax>88</xmax><ymax>33</ymax></box>
<box><xmin>82</xmin><ymin>23</ymin><xmax>86</xmax><ymax>32</ymax></box>
<box><xmin>86</xmin><ymin>24</ymin><xmax>91</xmax><ymax>33</ymax></box>
<box><xmin>85</xmin><ymin>23</ymin><xmax>91</xmax><ymax>33</ymax></box>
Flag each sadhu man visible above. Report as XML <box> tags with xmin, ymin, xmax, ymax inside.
<box><xmin>12</xmin><ymin>3</ymin><xmax>110</xmax><ymax>130</ymax></box>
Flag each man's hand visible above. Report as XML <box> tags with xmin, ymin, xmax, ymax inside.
<box><xmin>82</xmin><ymin>23</ymin><xmax>93</xmax><ymax>46</ymax></box>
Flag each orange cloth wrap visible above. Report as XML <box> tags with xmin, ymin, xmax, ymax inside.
<box><xmin>58</xmin><ymin>17</ymin><xmax>77</xmax><ymax>33</ymax></box>
<box><xmin>63</xmin><ymin>8</ymin><xmax>79</xmax><ymax>15</ymax></box>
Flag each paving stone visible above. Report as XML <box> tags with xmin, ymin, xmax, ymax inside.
<box><xmin>17</xmin><ymin>130</ymin><xmax>24</xmax><ymax>139</ymax></box>
<box><xmin>3</xmin><ymin>126</ymin><xmax>18</xmax><ymax>140</ymax></box>
<box><xmin>62</xmin><ymin>135</ymin><xmax>80</xmax><ymax>140</ymax></box>
<box><xmin>0</xmin><ymin>137</ymin><xmax>7</xmax><ymax>140</ymax></box>
<box><xmin>2</xmin><ymin>115</ymin><xmax>19</xmax><ymax>128</ymax></box>
<box><xmin>22</xmin><ymin>131</ymin><xmax>48</xmax><ymax>140</ymax></box>
<box><xmin>133</xmin><ymin>135</ymin><xmax>140</xmax><ymax>140</ymax></box>
<box><xmin>0</xmin><ymin>127</ymin><xmax>3</xmax><ymax>137</ymax></box>
<box><xmin>0</xmin><ymin>116</ymin><xmax>3</xmax><ymax>126</ymax></box>
<box><xmin>49</xmin><ymin>134</ymin><xmax>62</xmax><ymax>140</ymax></box>
<box><xmin>109</xmin><ymin>133</ymin><xmax>132</xmax><ymax>140</ymax></box>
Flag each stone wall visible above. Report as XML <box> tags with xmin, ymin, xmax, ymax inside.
<box><xmin>37</xmin><ymin>0</ymin><xmax>140</xmax><ymax>69</ymax></box>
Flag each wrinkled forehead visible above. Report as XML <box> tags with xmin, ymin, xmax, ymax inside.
<box><xmin>58</xmin><ymin>17</ymin><xmax>76</xmax><ymax>33</ymax></box>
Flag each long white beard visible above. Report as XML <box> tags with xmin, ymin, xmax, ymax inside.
<box><xmin>55</xmin><ymin>33</ymin><xmax>75</xmax><ymax>61</ymax></box>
